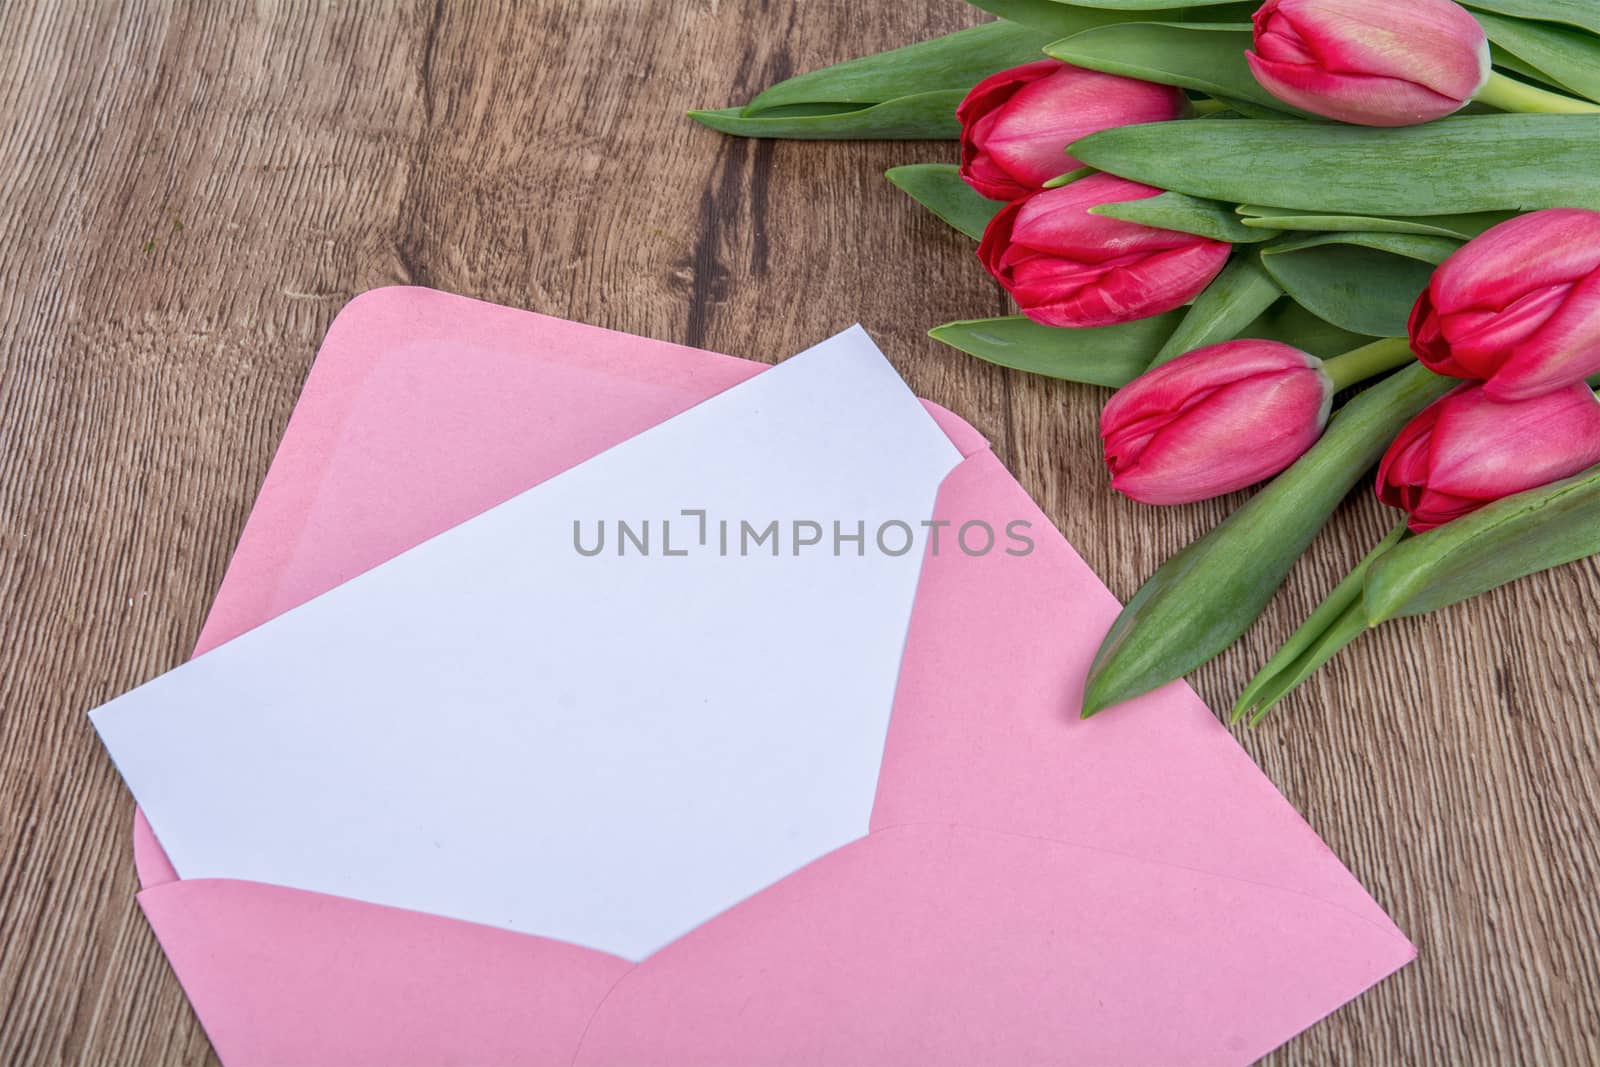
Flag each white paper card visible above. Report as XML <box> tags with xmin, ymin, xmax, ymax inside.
<box><xmin>91</xmin><ymin>327</ymin><xmax>962</xmax><ymax>960</ymax></box>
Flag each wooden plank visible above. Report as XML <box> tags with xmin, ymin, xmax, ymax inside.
<box><xmin>0</xmin><ymin>2</ymin><xmax>1595</xmax><ymax>1063</ymax></box>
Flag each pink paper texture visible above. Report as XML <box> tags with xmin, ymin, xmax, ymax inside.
<box><xmin>132</xmin><ymin>288</ymin><xmax>1412</xmax><ymax>1065</ymax></box>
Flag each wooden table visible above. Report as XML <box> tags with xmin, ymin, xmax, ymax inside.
<box><xmin>3</xmin><ymin>2</ymin><xmax>1596</xmax><ymax>1063</ymax></box>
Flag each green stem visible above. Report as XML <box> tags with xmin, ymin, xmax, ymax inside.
<box><xmin>1190</xmin><ymin>97</ymin><xmax>1230</xmax><ymax>117</ymax></box>
<box><xmin>1476</xmin><ymin>71</ymin><xmax>1600</xmax><ymax>115</ymax></box>
<box><xmin>1320</xmin><ymin>336</ymin><xmax>1416</xmax><ymax>392</ymax></box>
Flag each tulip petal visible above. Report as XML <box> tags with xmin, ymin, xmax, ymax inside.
<box><xmin>1029</xmin><ymin>241</ymin><xmax>1230</xmax><ymax>328</ymax></box>
<box><xmin>1010</xmin><ymin>174</ymin><xmax>1177</xmax><ymax>259</ymax></box>
<box><xmin>1436</xmin><ymin>283</ymin><xmax>1571</xmax><ymax>371</ymax></box>
<box><xmin>1403</xmin><ymin>487</ymin><xmax>1483</xmax><ymax>533</ymax></box>
<box><xmin>1111</xmin><ymin>372</ymin><xmax>1331</xmax><ymax>504</ymax></box>
<box><xmin>1270</xmin><ymin>0</ymin><xmax>1488</xmax><ymax>101</ymax></box>
<box><xmin>1423</xmin><ymin>385</ymin><xmax>1600</xmax><ymax>501</ymax></box>
<box><xmin>979</xmin><ymin>177</ymin><xmax>1232</xmax><ymax>329</ymax></box>
<box><xmin>1246</xmin><ymin>52</ymin><xmax>1465</xmax><ymax>127</ymax></box>
<box><xmin>1376</xmin><ymin>395</ymin><xmax>1450</xmax><ymax>515</ymax></box>
<box><xmin>958</xmin><ymin>60</ymin><xmax>1062</xmax><ymax>200</ymax></box>
<box><xmin>1487</xmin><ymin>271</ymin><xmax>1600</xmax><ymax>400</ymax></box>
<box><xmin>1104</xmin><ymin>340</ymin><xmax>1330</xmax><ymax>504</ymax></box>
<box><xmin>1430</xmin><ymin>209</ymin><xmax>1600</xmax><ymax>316</ymax></box>
<box><xmin>1407</xmin><ymin>289</ymin><xmax>1469</xmax><ymax>377</ymax></box>
<box><xmin>980</xmin><ymin>66</ymin><xmax>1186</xmax><ymax>190</ymax></box>
<box><xmin>1102</xmin><ymin>339</ymin><xmax>1319</xmax><ymax>430</ymax></box>
<box><xmin>956</xmin><ymin>59</ymin><xmax>1059</xmax><ymax>127</ymax></box>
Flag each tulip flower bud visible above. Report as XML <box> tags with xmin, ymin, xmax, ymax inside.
<box><xmin>1101</xmin><ymin>340</ymin><xmax>1334</xmax><ymax>506</ymax></box>
<box><xmin>957</xmin><ymin>59</ymin><xmax>1190</xmax><ymax>200</ymax></box>
<box><xmin>1410</xmin><ymin>208</ymin><xmax>1600</xmax><ymax>402</ymax></box>
<box><xmin>1246</xmin><ymin>0</ymin><xmax>1490</xmax><ymax>127</ymax></box>
<box><xmin>978</xmin><ymin>173</ymin><xmax>1231</xmax><ymax>329</ymax></box>
<box><xmin>1377</xmin><ymin>382</ymin><xmax>1600</xmax><ymax>532</ymax></box>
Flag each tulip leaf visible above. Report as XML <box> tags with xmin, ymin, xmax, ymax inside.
<box><xmin>1238</xmin><ymin>300</ymin><xmax>1376</xmax><ymax>358</ymax></box>
<box><xmin>689</xmin><ymin>91</ymin><xmax>967</xmax><ymax>139</ymax></box>
<box><xmin>1474</xmin><ymin>11</ymin><xmax>1600</xmax><ymax>104</ymax></box>
<box><xmin>929</xmin><ymin>311</ymin><xmax>1186</xmax><ymax>387</ymax></box>
<box><xmin>1258</xmin><ymin>243</ymin><xmax>1436</xmax><ymax>338</ymax></box>
<box><xmin>1070</xmin><ymin>115</ymin><xmax>1600</xmax><ymax>213</ymax></box>
<box><xmin>1081</xmin><ymin>362</ymin><xmax>1456</xmax><ymax>717</ymax></box>
<box><xmin>885</xmin><ymin>163</ymin><xmax>1004</xmax><ymax>240</ymax></box>
<box><xmin>1465</xmin><ymin>0</ymin><xmax>1600</xmax><ymax>37</ymax></box>
<box><xmin>1231</xmin><ymin>521</ymin><xmax>1408</xmax><ymax>724</ymax></box>
<box><xmin>1041</xmin><ymin>166</ymin><xmax>1097</xmax><ymax>188</ymax></box>
<box><xmin>1365</xmin><ymin>462</ymin><xmax>1600</xmax><ymax>621</ymax></box>
<box><xmin>739</xmin><ymin>21</ymin><xmax>1056</xmax><ymax>115</ymax></box>
<box><xmin>1237</xmin><ymin>207</ymin><xmax>1515</xmax><ymax>240</ymax></box>
<box><xmin>1490</xmin><ymin>43</ymin><xmax>1572</xmax><ymax>91</ymax></box>
<box><xmin>1045</xmin><ymin>22</ymin><xmax>1308</xmax><ymax>115</ymax></box>
<box><xmin>1208</xmin><ymin>95</ymin><xmax>1302</xmax><ymax>120</ymax></box>
<box><xmin>1048</xmin><ymin>0</ymin><xmax>1252</xmax><ymax>8</ymax></box>
<box><xmin>1150</xmin><ymin>253</ymin><xmax>1282</xmax><ymax>366</ymax></box>
<box><xmin>969</xmin><ymin>0</ymin><xmax>1256</xmax><ymax>37</ymax></box>
<box><xmin>1090</xmin><ymin>191</ymin><xmax>1273</xmax><ymax>243</ymax></box>
<box><xmin>1263</xmin><ymin>231</ymin><xmax>1463</xmax><ymax>265</ymax></box>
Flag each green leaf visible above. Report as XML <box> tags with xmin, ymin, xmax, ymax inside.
<box><xmin>1475</xmin><ymin>11</ymin><xmax>1600</xmax><ymax>104</ymax></box>
<box><xmin>1047</xmin><ymin>0</ymin><xmax>1251</xmax><ymax>8</ymax></box>
<box><xmin>1150</xmin><ymin>253</ymin><xmax>1282</xmax><ymax>366</ymax></box>
<box><xmin>1365</xmin><ymin>461</ymin><xmax>1600</xmax><ymax>621</ymax></box>
<box><xmin>1490</xmin><ymin>43</ymin><xmax>1571</xmax><ymax>91</ymax></box>
<box><xmin>1466</xmin><ymin>0</ymin><xmax>1600</xmax><ymax>37</ymax></box>
<box><xmin>1041</xmin><ymin>166</ymin><xmax>1097</xmax><ymax>188</ymax></box>
<box><xmin>1263</xmin><ymin>231</ymin><xmax>1463</xmax><ymax>265</ymax></box>
<box><xmin>1231</xmin><ymin>521</ymin><xmax>1408</xmax><ymax>724</ymax></box>
<box><xmin>1070</xmin><ymin>115</ymin><xmax>1600</xmax><ymax>213</ymax></box>
<box><xmin>1258</xmin><ymin>242</ymin><xmax>1437</xmax><ymax>337</ymax></box>
<box><xmin>741</xmin><ymin>21</ymin><xmax>1055</xmax><ymax>114</ymax></box>
<box><xmin>1242</xmin><ymin>600</ymin><xmax>1371</xmax><ymax>723</ymax></box>
<box><xmin>969</xmin><ymin>0</ymin><xmax>1255</xmax><ymax>37</ymax></box>
<box><xmin>929</xmin><ymin>312</ymin><xmax>1185</xmax><ymax>387</ymax></box>
<box><xmin>689</xmin><ymin>91</ymin><xmax>966</xmax><ymax>139</ymax></box>
<box><xmin>1091</xmin><ymin>191</ymin><xmax>1273</xmax><ymax>243</ymax></box>
<box><xmin>1208</xmin><ymin>95</ymin><xmax>1303</xmax><ymax>120</ymax></box>
<box><xmin>1237</xmin><ymin>207</ymin><xmax>1515</xmax><ymax>240</ymax></box>
<box><xmin>1046</xmin><ymin>23</ymin><xmax>1306</xmax><ymax>115</ymax></box>
<box><xmin>885</xmin><ymin>164</ymin><xmax>1004</xmax><ymax>239</ymax></box>
<box><xmin>1081</xmin><ymin>362</ymin><xmax>1455</xmax><ymax>716</ymax></box>
<box><xmin>1238</xmin><ymin>300</ymin><xmax>1376</xmax><ymax>358</ymax></box>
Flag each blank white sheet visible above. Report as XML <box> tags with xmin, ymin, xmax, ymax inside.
<box><xmin>90</xmin><ymin>326</ymin><xmax>962</xmax><ymax>961</ymax></box>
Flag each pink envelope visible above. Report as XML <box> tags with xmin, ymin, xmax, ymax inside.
<box><xmin>129</xmin><ymin>287</ymin><xmax>1413</xmax><ymax>1066</ymax></box>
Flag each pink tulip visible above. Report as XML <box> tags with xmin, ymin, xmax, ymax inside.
<box><xmin>1377</xmin><ymin>383</ymin><xmax>1600</xmax><ymax>532</ymax></box>
<box><xmin>1101</xmin><ymin>340</ymin><xmax>1334</xmax><ymax>505</ymax></box>
<box><xmin>957</xmin><ymin>59</ymin><xmax>1190</xmax><ymax>200</ymax></box>
<box><xmin>1410</xmin><ymin>208</ymin><xmax>1600</xmax><ymax>402</ymax></box>
<box><xmin>978</xmin><ymin>173</ymin><xmax>1231</xmax><ymax>329</ymax></box>
<box><xmin>1246</xmin><ymin>0</ymin><xmax>1490</xmax><ymax>127</ymax></box>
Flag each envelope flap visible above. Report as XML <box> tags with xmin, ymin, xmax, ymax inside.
<box><xmin>872</xmin><ymin>450</ymin><xmax>1407</xmax><ymax>938</ymax></box>
<box><xmin>195</xmin><ymin>287</ymin><xmax>766</xmax><ymax>656</ymax></box>
<box><xmin>138</xmin><ymin>878</ymin><xmax>631</xmax><ymax>1067</ymax></box>
<box><xmin>572</xmin><ymin>823</ymin><xmax>1414</xmax><ymax>1067</ymax></box>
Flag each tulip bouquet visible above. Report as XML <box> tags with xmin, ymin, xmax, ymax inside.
<box><xmin>692</xmin><ymin>0</ymin><xmax>1600</xmax><ymax>719</ymax></box>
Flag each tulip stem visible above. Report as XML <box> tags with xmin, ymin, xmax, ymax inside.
<box><xmin>1321</xmin><ymin>337</ymin><xmax>1416</xmax><ymax>393</ymax></box>
<box><xmin>1190</xmin><ymin>97</ymin><xmax>1230</xmax><ymax>117</ymax></box>
<box><xmin>1476</xmin><ymin>71</ymin><xmax>1600</xmax><ymax>115</ymax></box>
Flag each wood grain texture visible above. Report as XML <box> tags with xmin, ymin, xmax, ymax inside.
<box><xmin>1</xmin><ymin>1</ymin><xmax>1595</xmax><ymax>1063</ymax></box>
